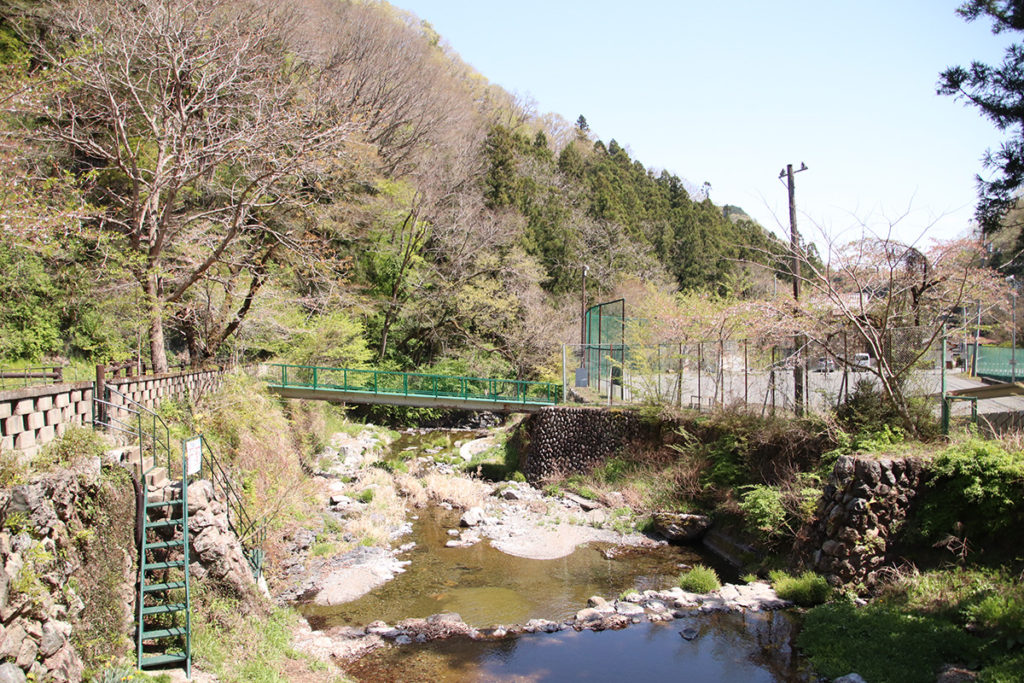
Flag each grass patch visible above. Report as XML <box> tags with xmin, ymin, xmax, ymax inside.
<box><xmin>798</xmin><ymin>602</ymin><xmax>978</xmax><ymax>683</ymax></box>
<box><xmin>768</xmin><ymin>570</ymin><xmax>832</xmax><ymax>607</ymax></box>
<box><xmin>678</xmin><ymin>564</ymin><xmax>721</xmax><ymax>593</ymax></box>
<box><xmin>191</xmin><ymin>587</ymin><xmax>325</xmax><ymax>683</ymax></box>
<box><xmin>799</xmin><ymin>567</ymin><xmax>1024</xmax><ymax>683</ymax></box>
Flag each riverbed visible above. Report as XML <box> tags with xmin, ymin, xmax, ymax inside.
<box><xmin>290</xmin><ymin>426</ymin><xmax>814</xmax><ymax>681</ymax></box>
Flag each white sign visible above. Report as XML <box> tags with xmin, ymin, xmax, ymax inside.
<box><xmin>185</xmin><ymin>437</ymin><xmax>202</xmax><ymax>476</ymax></box>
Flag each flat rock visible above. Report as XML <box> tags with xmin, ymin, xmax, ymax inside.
<box><xmin>651</xmin><ymin>512</ymin><xmax>712</xmax><ymax>542</ymax></box>
<box><xmin>614</xmin><ymin>601</ymin><xmax>645</xmax><ymax>616</ymax></box>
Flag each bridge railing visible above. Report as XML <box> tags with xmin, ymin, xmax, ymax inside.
<box><xmin>267</xmin><ymin>364</ymin><xmax>559</xmax><ymax>405</ymax></box>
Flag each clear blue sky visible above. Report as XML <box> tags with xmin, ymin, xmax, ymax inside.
<box><xmin>392</xmin><ymin>0</ymin><xmax>1015</xmax><ymax>249</ymax></box>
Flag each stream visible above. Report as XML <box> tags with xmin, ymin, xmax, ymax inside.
<box><xmin>298</xmin><ymin>428</ymin><xmax>815</xmax><ymax>681</ymax></box>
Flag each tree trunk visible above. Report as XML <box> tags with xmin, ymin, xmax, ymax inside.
<box><xmin>146</xmin><ymin>274</ymin><xmax>169</xmax><ymax>373</ymax></box>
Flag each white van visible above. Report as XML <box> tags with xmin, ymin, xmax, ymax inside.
<box><xmin>852</xmin><ymin>353</ymin><xmax>872</xmax><ymax>371</ymax></box>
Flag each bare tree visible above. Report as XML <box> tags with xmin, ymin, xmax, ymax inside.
<box><xmin>775</xmin><ymin>228</ymin><xmax>1003</xmax><ymax>434</ymax></box>
<box><xmin>17</xmin><ymin>0</ymin><xmax>354</xmax><ymax>370</ymax></box>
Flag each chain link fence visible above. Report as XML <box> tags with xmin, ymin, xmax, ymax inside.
<box><xmin>562</xmin><ymin>326</ymin><xmax>944</xmax><ymax>416</ymax></box>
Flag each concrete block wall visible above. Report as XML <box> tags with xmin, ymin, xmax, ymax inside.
<box><xmin>1</xmin><ymin>368</ymin><xmax>227</xmax><ymax>459</ymax></box>
<box><xmin>104</xmin><ymin>369</ymin><xmax>224</xmax><ymax>423</ymax></box>
<box><xmin>0</xmin><ymin>382</ymin><xmax>94</xmax><ymax>459</ymax></box>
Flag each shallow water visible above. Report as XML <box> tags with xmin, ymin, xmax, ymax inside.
<box><xmin>307</xmin><ymin>429</ymin><xmax>812</xmax><ymax>681</ymax></box>
<box><xmin>347</xmin><ymin>611</ymin><xmax>812</xmax><ymax>682</ymax></box>
<box><xmin>302</xmin><ymin>505</ymin><xmax>731</xmax><ymax>629</ymax></box>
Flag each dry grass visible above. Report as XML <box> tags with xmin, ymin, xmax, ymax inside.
<box><xmin>393</xmin><ymin>472</ymin><xmax>428</xmax><ymax>507</ymax></box>
<box><xmin>420</xmin><ymin>471</ymin><xmax>488</xmax><ymax>509</ymax></box>
<box><xmin>342</xmin><ymin>468</ymin><xmax>406</xmax><ymax>546</ymax></box>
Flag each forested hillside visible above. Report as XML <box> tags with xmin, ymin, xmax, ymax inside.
<box><xmin>0</xmin><ymin>0</ymin><xmax>786</xmax><ymax>380</ymax></box>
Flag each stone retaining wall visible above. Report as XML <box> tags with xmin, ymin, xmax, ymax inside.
<box><xmin>520</xmin><ymin>406</ymin><xmax>646</xmax><ymax>482</ymax></box>
<box><xmin>1</xmin><ymin>369</ymin><xmax>226</xmax><ymax>459</ymax></box>
<box><xmin>795</xmin><ymin>455</ymin><xmax>927</xmax><ymax>590</ymax></box>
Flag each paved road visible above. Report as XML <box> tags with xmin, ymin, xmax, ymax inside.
<box><xmin>603</xmin><ymin>368</ymin><xmax>1024</xmax><ymax>417</ymax></box>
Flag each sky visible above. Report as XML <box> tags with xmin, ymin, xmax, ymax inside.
<box><xmin>391</xmin><ymin>0</ymin><xmax>1017</xmax><ymax>251</ymax></box>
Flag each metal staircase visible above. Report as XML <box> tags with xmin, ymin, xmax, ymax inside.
<box><xmin>93</xmin><ymin>386</ymin><xmax>192</xmax><ymax>677</ymax></box>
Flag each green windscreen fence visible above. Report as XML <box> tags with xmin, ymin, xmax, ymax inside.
<box><xmin>584</xmin><ymin>299</ymin><xmax>625</xmax><ymax>390</ymax></box>
<box><xmin>967</xmin><ymin>345</ymin><xmax>1021</xmax><ymax>382</ymax></box>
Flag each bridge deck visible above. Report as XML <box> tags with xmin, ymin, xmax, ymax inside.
<box><xmin>264</xmin><ymin>364</ymin><xmax>559</xmax><ymax>413</ymax></box>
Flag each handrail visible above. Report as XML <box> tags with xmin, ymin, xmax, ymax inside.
<box><xmin>93</xmin><ymin>384</ymin><xmax>173</xmax><ymax>477</ymax></box>
<box><xmin>197</xmin><ymin>436</ymin><xmax>264</xmax><ymax>577</ymax></box>
<box><xmin>265</xmin><ymin>363</ymin><xmax>559</xmax><ymax>405</ymax></box>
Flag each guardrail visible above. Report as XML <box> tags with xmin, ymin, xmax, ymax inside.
<box><xmin>0</xmin><ymin>365</ymin><xmax>65</xmax><ymax>390</ymax></box>
<box><xmin>195</xmin><ymin>435</ymin><xmax>265</xmax><ymax>578</ymax></box>
<box><xmin>266</xmin><ymin>363</ymin><xmax>559</xmax><ymax>406</ymax></box>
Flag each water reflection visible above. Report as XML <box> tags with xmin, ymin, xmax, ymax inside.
<box><xmin>301</xmin><ymin>506</ymin><xmax>730</xmax><ymax>629</ymax></box>
<box><xmin>348</xmin><ymin>611</ymin><xmax>812</xmax><ymax>682</ymax></box>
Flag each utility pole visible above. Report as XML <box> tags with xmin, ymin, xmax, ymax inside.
<box><xmin>781</xmin><ymin>162</ymin><xmax>808</xmax><ymax>414</ymax></box>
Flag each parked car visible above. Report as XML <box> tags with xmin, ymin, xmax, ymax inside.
<box><xmin>813</xmin><ymin>357</ymin><xmax>836</xmax><ymax>373</ymax></box>
<box><xmin>852</xmin><ymin>353</ymin><xmax>872</xmax><ymax>371</ymax></box>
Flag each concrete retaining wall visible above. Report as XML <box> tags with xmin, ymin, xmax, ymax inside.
<box><xmin>520</xmin><ymin>406</ymin><xmax>646</xmax><ymax>482</ymax></box>
<box><xmin>0</xmin><ymin>382</ymin><xmax>94</xmax><ymax>458</ymax></box>
<box><xmin>1</xmin><ymin>369</ymin><xmax>226</xmax><ymax>458</ymax></box>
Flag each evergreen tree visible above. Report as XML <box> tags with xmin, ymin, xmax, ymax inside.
<box><xmin>939</xmin><ymin>0</ymin><xmax>1024</xmax><ymax>232</ymax></box>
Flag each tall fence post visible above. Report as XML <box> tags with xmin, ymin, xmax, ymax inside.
<box><xmin>743</xmin><ymin>340</ymin><xmax>749</xmax><ymax>408</ymax></box>
<box><xmin>94</xmin><ymin>364</ymin><xmax>106</xmax><ymax>428</ymax></box>
<box><xmin>697</xmin><ymin>343</ymin><xmax>703</xmax><ymax>411</ymax></box>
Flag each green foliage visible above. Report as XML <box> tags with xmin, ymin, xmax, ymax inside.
<box><xmin>917</xmin><ymin>437</ymin><xmax>1024</xmax><ymax>543</ymax></box>
<box><xmin>767</xmin><ymin>570</ymin><xmax>832</xmax><ymax>607</ymax></box>
<box><xmin>40</xmin><ymin>425</ymin><xmax>109</xmax><ymax>470</ymax></box>
<box><xmin>286</xmin><ymin>311</ymin><xmax>373</xmax><ymax>369</ymax></box>
<box><xmin>0</xmin><ymin>242</ymin><xmax>62</xmax><ymax>360</ymax></box>
<box><xmin>678</xmin><ymin>564</ymin><xmax>721</xmax><ymax>593</ymax></box>
<box><xmin>835</xmin><ymin>381</ymin><xmax>938</xmax><ymax>442</ymax></box>
<box><xmin>356</xmin><ymin>488</ymin><xmax>375</xmax><ymax>503</ymax></box>
<box><xmin>738</xmin><ymin>485</ymin><xmax>787</xmax><ymax>538</ymax></box>
<box><xmin>798</xmin><ymin>602</ymin><xmax>979</xmax><ymax>683</ymax></box>
<box><xmin>191</xmin><ymin>585</ymin><xmax>315</xmax><ymax>683</ymax></box>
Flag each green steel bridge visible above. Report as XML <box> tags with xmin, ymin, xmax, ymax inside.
<box><xmin>264</xmin><ymin>364</ymin><xmax>560</xmax><ymax>413</ymax></box>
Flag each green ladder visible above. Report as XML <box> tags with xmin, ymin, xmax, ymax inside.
<box><xmin>137</xmin><ymin>444</ymin><xmax>192</xmax><ymax>677</ymax></box>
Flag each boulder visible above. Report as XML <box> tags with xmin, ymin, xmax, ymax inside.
<box><xmin>460</xmin><ymin>507</ymin><xmax>486</xmax><ymax>527</ymax></box>
<box><xmin>651</xmin><ymin>512</ymin><xmax>711</xmax><ymax>542</ymax></box>
<box><xmin>0</xmin><ymin>663</ymin><xmax>25</xmax><ymax>683</ymax></box>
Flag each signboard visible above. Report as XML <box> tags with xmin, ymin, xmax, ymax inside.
<box><xmin>575</xmin><ymin>367</ymin><xmax>589</xmax><ymax>388</ymax></box>
<box><xmin>185</xmin><ymin>436</ymin><xmax>203</xmax><ymax>477</ymax></box>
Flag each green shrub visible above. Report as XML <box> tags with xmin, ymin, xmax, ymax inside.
<box><xmin>768</xmin><ymin>570</ymin><xmax>832</xmax><ymax>607</ymax></box>
<box><xmin>738</xmin><ymin>484</ymin><xmax>787</xmax><ymax>538</ymax></box>
<box><xmin>41</xmin><ymin>424</ymin><xmax>109</xmax><ymax>469</ymax></box>
<box><xmin>678</xmin><ymin>564</ymin><xmax>721</xmax><ymax>593</ymax></box>
<box><xmin>918</xmin><ymin>438</ymin><xmax>1024</xmax><ymax>543</ymax></box>
<box><xmin>356</xmin><ymin>488</ymin><xmax>374</xmax><ymax>503</ymax></box>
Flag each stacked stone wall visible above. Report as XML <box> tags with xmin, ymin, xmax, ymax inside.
<box><xmin>795</xmin><ymin>455</ymin><xmax>926</xmax><ymax>590</ymax></box>
<box><xmin>0</xmin><ymin>464</ymin><xmax>137</xmax><ymax>682</ymax></box>
<box><xmin>520</xmin><ymin>407</ymin><xmax>646</xmax><ymax>482</ymax></box>
<box><xmin>1</xmin><ymin>369</ymin><xmax>226</xmax><ymax>459</ymax></box>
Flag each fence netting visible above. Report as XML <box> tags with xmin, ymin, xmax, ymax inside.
<box><xmin>563</xmin><ymin>326</ymin><xmax>944</xmax><ymax>416</ymax></box>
